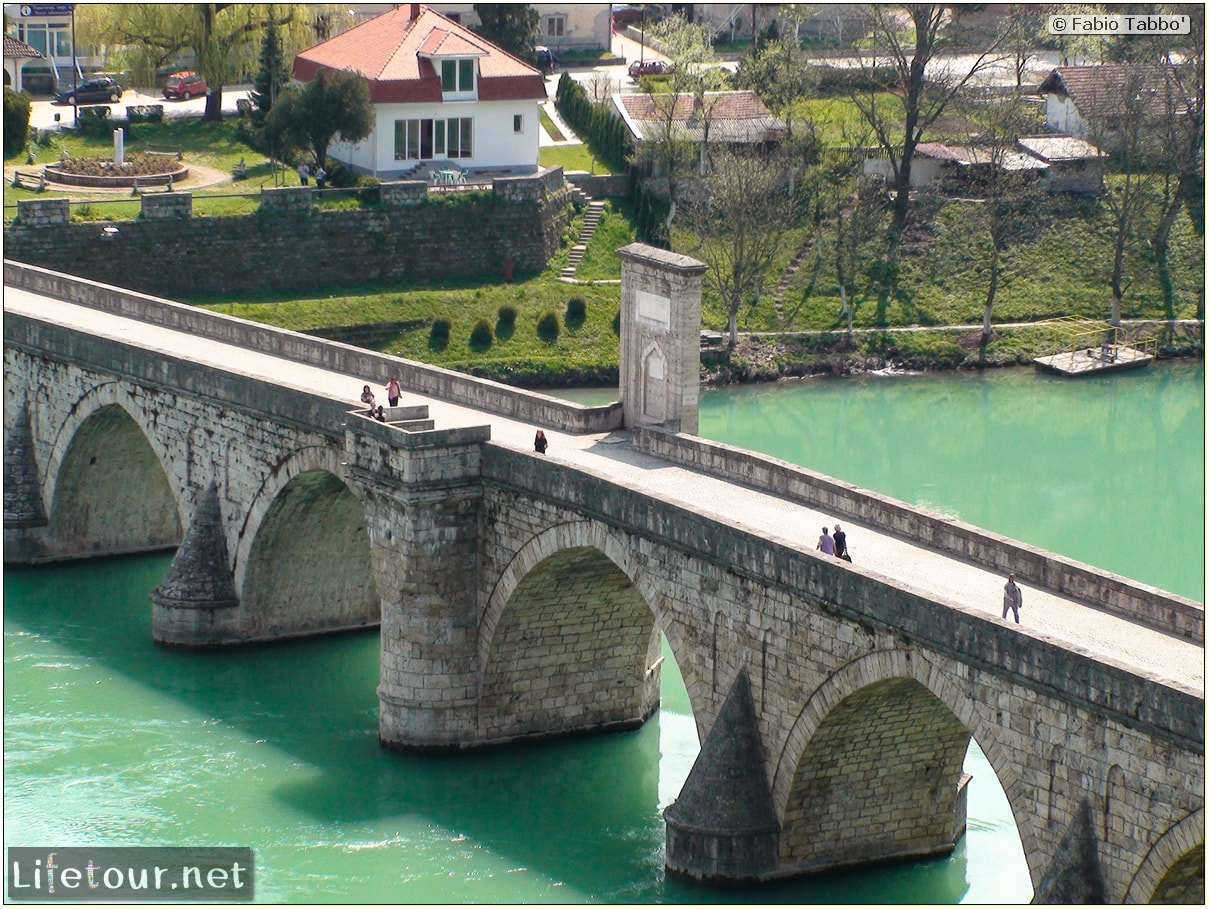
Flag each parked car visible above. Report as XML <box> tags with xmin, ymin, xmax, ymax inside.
<box><xmin>534</xmin><ymin>45</ymin><xmax>559</xmax><ymax>74</ymax></box>
<box><xmin>53</xmin><ymin>76</ymin><xmax>123</xmax><ymax>105</ymax></box>
<box><xmin>162</xmin><ymin>70</ymin><xmax>207</xmax><ymax>101</ymax></box>
<box><xmin>628</xmin><ymin>59</ymin><xmax>673</xmax><ymax>78</ymax></box>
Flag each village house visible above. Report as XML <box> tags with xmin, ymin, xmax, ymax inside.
<box><xmin>1037</xmin><ymin>63</ymin><xmax>1187</xmax><ymax>151</ymax></box>
<box><xmin>292</xmin><ymin>3</ymin><xmax>547</xmax><ymax>181</ymax></box>
<box><xmin>612</xmin><ymin>89</ymin><xmax>786</xmax><ymax>176</ymax></box>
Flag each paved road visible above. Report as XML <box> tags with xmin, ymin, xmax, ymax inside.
<box><xmin>27</xmin><ymin>83</ymin><xmax>253</xmax><ymax>133</ymax></box>
<box><xmin>5</xmin><ymin>286</ymin><xmax>1204</xmax><ymax>694</ymax></box>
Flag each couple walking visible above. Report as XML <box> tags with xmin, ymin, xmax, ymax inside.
<box><xmin>817</xmin><ymin>524</ymin><xmax>851</xmax><ymax>562</ymax></box>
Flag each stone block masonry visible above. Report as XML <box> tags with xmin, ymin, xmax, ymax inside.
<box><xmin>5</xmin><ymin>169</ymin><xmax>573</xmax><ymax>297</ymax></box>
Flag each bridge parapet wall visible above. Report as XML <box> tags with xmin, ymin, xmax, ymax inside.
<box><xmin>3</xmin><ymin>262</ymin><xmax>623</xmax><ymax>435</ymax></box>
<box><xmin>633</xmin><ymin>426</ymin><xmax>1205</xmax><ymax>644</ymax></box>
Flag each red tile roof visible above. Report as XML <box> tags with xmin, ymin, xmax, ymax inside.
<box><xmin>293</xmin><ymin>4</ymin><xmax>545</xmax><ymax>104</ymax></box>
<box><xmin>4</xmin><ymin>35</ymin><xmax>44</xmax><ymax>59</ymax></box>
<box><xmin>1038</xmin><ymin>64</ymin><xmax>1187</xmax><ymax>119</ymax></box>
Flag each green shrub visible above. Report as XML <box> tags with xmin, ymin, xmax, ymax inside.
<box><xmin>4</xmin><ymin>89</ymin><xmax>31</xmax><ymax>158</ymax></box>
<box><xmin>536</xmin><ymin>310</ymin><xmax>560</xmax><ymax>343</ymax></box>
<box><xmin>565</xmin><ymin>296</ymin><xmax>586</xmax><ymax>329</ymax></box>
<box><xmin>496</xmin><ymin>304</ymin><xmax>517</xmax><ymax>340</ymax></box>
<box><xmin>429</xmin><ymin>318</ymin><xmax>451</xmax><ymax>351</ymax></box>
<box><xmin>468</xmin><ymin>318</ymin><xmax>493</xmax><ymax>351</ymax></box>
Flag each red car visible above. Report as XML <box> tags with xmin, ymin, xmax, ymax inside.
<box><xmin>628</xmin><ymin>59</ymin><xmax>673</xmax><ymax>78</ymax></box>
<box><xmin>163</xmin><ymin>70</ymin><xmax>207</xmax><ymax>100</ymax></box>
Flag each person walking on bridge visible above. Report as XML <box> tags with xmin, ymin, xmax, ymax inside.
<box><xmin>817</xmin><ymin>526</ymin><xmax>835</xmax><ymax>556</ymax></box>
<box><xmin>834</xmin><ymin>524</ymin><xmax>850</xmax><ymax>561</ymax></box>
<box><xmin>1002</xmin><ymin>574</ymin><xmax>1023</xmax><ymax>623</ymax></box>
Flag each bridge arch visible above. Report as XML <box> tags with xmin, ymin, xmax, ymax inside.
<box><xmin>43</xmin><ymin>382</ymin><xmax>183</xmax><ymax>558</ymax></box>
<box><xmin>771</xmin><ymin>648</ymin><xmax>1030</xmax><ymax>876</ymax></box>
<box><xmin>1124</xmin><ymin>807</ymin><xmax>1205</xmax><ymax>904</ymax></box>
<box><xmin>236</xmin><ymin>447</ymin><xmax>377</xmax><ymax>640</ymax></box>
<box><xmin>478</xmin><ymin>519</ymin><xmax>705</xmax><ymax>743</ymax></box>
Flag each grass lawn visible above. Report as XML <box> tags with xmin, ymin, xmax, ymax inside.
<box><xmin>4</xmin><ymin>118</ymin><xmax>308</xmax><ymax>222</ymax></box>
<box><xmin>539</xmin><ymin>143</ymin><xmax>614</xmax><ymax>175</ymax></box>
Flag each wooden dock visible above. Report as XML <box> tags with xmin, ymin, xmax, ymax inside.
<box><xmin>1034</xmin><ymin>345</ymin><xmax>1153</xmax><ymax>376</ymax></box>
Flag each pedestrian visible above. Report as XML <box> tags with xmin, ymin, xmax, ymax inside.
<box><xmin>297</xmin><ymin>161</ymin><xmax>310</xmax><ymax>185</ymax></box>
<box><xmin>315</xmin><ymin>165</ymin><xmax>327</xmax><ymax>190</ymax></box>
<box><xmin>816</xmin><ymin>526</ymin><xmax>835</xmax><ymax>556</ymax></box>
<box><xmin>374</xmin><ymin>405</ymin><xmax>386</xmax><ymax>422</ymax></box>
<box><xmin>360</xmin><ymin>384</ymin><xmax>375</xmax><ymax>415</ymax></box>
<box><xmin>385</xmin><ymin>375</ymin><xmax>401</xmax><ymax>408</ymax></box>
<box><xmin>1002</xmin><ymin>574</ymin><xmax>1023</xmax><ymax>624</ymax></box>
<box><xmin>534</xmin><ymin>429</ymin><xmax>548</xmax><ymax>454</ymax></box>
<box><xmin>834</xmin><ymin>524</ymin><xmax>851</xmax><ymax>562</ymax></box>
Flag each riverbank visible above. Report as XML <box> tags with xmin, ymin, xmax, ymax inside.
<box><xmin>699</xmin><ymin>320</ymin><xmax>1204</xmax><ymax>386</ymax></box>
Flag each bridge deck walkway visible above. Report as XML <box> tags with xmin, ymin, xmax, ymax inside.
<box><xmin>6</xmin><ymin>288</ymin><xmax>1203</xmax><ymax>694</ymax></box>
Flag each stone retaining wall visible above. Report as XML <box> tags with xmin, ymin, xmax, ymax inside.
<box><xmin>3</xmin><ymin>261</ymin><xmax>623</xmax><ymax>435</ymax></box>
<box><xmin>5</xmin><ymin>169</ymin><xmax>573</xmax><ymax>297</ymax></box>
<box><xmin>633</xmin><ymin>425</ymin><xmax>1205</xmax><ymax>642</ymax></box>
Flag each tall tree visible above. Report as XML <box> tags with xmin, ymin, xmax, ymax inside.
<box><xmin>960</xmin><ymin>93</ymin><xmax>1039</xmax><ymax>343</ymax></box>
<box><xmin>472</xmin><ymin>4</ymin><xmax>538</xmax><ymax>60</ymax></box>
<box><xmin>265</xmin><ymin>68</ymin><xmax>374</xmax><ymax>171</ymax></box>
<box><xmin>250</xmin><ymin>9</ymin><xmax>292</xmax><ymax>115</ymax></box>
<box><xmin>678</xmin><ymin>147</ymin><xmax>802</xmax><ymax>347</ymax></box>
<box><xmin>849</xmin><ymin>4</ymin><xmax>1003</xmax><ymax>235</ymax></box>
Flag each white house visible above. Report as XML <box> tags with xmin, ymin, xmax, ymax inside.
<box><xmin>1037</xmin><ymin>64</ymin><xmax>1185</xmax><ymax>150</ymax></box>
<box><xmin>3</xmin><ymin>34</ymin><xmax>43</xmax><ymax>93</ymax></box>
<box><xmin>292</xmin><ymin>4</ymin><xmax>547</xmax><ymax>180</ymax></box>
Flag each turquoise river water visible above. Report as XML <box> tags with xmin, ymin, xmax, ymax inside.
<box><xmin>4</xmin><ymin>361</ymin><xmax>1203</xmax><ymax>903</ymax></box>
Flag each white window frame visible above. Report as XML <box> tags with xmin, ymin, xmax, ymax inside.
<box><xmin>545</xmin><ymin>15</ymin><xmax>566</xmax><ymax>38</ymax></box>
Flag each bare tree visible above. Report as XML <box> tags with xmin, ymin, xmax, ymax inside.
<box><xmin>849</xmin><ymin>4</ymin><xmax>1004</xmax><ymax>235</ymax></box>
<box><xmin>1083</xmin><ymin>69</ymin><xmax>1168</xmax><ymax>325</ymax></box>
<box><xmin>961</xmin><ymin>91</ymin><xmax>1040</xmax><ymax>342</ymax></box>
<box><xmin>678</xmin><ymin>147</ymin><xmax>801</xmax><ymax>347</ymax></box>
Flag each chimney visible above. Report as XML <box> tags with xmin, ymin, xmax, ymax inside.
<box><xmin>409</xmin><ymin>4</ymin><xmax>420</xmax><ymax>21</ymax></box>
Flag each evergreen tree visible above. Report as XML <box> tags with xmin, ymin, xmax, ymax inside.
<box><xmin>251</xmin><ymin>14</ymin><xmax>291</xmax><ymax>116</ymax></box>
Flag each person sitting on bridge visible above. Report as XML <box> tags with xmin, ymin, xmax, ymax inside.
<box><xmin>360</xmin><ymin>384</ymin><xmax>376</xmax><ymax>415</ymax></box>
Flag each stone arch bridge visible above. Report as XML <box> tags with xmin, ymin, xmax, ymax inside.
<box><xmin>3</xmin><ymin>262</ymin><xmax>1204</xmax><ymax>903</ymax></box>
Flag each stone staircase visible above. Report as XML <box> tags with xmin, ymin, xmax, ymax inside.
<box><xmin>773</xmin><ymin>234</ymin><xmax>819</xmax><ymax>321</ymax></box>
<box><xmin>559</xmin><ymin>194</ymin><xmax>606</xmax><ymax>280</ymax></box>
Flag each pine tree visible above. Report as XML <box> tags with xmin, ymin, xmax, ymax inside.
<box><xmin>250</xmin><ymin>15</ymin><xmax>291</xmax><ymax>116</ymax></box>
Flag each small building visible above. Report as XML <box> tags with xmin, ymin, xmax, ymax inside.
<box><xmin>612</xmin><ymin>89</ymin><xmax>786</xmax><ymax>162</ymax></box>
<box><xmin>862</xmin><ymin>142</ymin><xmax>959</xmax><ymax>189</ymax></box>
<box><xmin>3</xmin><ymin>34</ymin><xmax>44</xmax><ymax>94</ymax></box>
<box><xmin>293</xmin><ymin>3</ymin><xmax>548</xmax><ymax>180</ymax></box>
<box><xmin>1037</xmin><ymin>64</ymin><xmax>1185</xmax><ymax>150</ymax></box>
<box><xmin>1016</xmin><ymin>135</ymin><xmax>1104</xmax><ymax>194</ymax></box>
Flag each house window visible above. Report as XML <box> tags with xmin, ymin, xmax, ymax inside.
<box><xmin>395</xmin><ymin>117</ymin><xmax>472</xmax><ymax>160</ymax></box>
<box><xmin>440</xmin><ymin>58</ymin><xmax>475</xmax><ymax>93</ymax></box>
<box><xmin>513</xmin><ymin>114</ymin><xmax>523</xmax><ymax>134</ymax></box>
<box><xmin>545</xmin><ymin>15</ymin><xmax>565</xmax><ymax>37</ymax></box>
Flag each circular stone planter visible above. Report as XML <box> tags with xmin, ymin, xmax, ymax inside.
<box><xmin>43</xmin><ymin>163</ymin><xmax>189</xmax><ymax>188</ymax></box>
